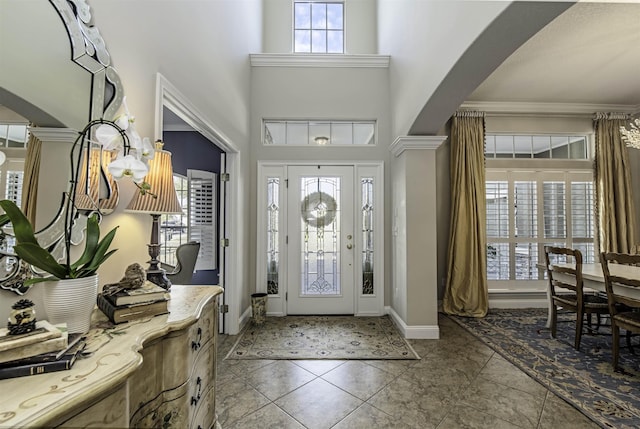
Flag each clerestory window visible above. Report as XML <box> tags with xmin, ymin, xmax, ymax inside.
<box><xmin>294</xmin><ymin>1</ymin><xmax>344</xmax><ymax>53</ymax></box>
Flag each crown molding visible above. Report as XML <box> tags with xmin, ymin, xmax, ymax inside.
<box><xmin>461</xmin><ymin>101</ymin><xmax>640</xmax><ymax>117</ymax></box>
<box><xmin>389</xmin><ymin>136</ymin><xmax>447</xmax><ymax>157</ymax></box>
<box><xmin>28</xmin><ymin>127</ymin><xmax>78</xmax><ymax>143</ymax></box>
<box><xmin>250</xmin><ymin>53</ymin><xmax>390</xmax><ymax>68</ymax></box>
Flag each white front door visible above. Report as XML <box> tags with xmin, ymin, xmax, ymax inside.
<box><xmin>286</xmin><ymin>165</ymin><xmax>355</xmax><ymax>314</ymax></box>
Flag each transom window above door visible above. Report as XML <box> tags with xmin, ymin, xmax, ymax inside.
<box><xmin>263</xmin><ymin>120</ymin><xmax>376</xmax><ymax>146</ymax></box>
<box><xmin>294</xmin><ymin>1</ymin><xmax>344</xmax><ymax>53</ymax></box>
<box><xmin>485</xmin><ymin>134</ymin><xmax>590</xmax><ymax>159</ymax></box>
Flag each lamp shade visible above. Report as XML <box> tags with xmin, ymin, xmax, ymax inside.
<box><xmin>75</xmin><ymin>147</ymin><xmax>119</xmax><ymax>212</ymax></box>
<box><xmin>125</xmin><ymin>141</ymin><xmax>182</xmax><ymax>214</ymax></box>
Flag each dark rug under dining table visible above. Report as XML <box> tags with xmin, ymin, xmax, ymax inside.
<box><xmin>449</xmin><ymin>308</ymin><xmax>640</xmax><ymax>429</ymax></box>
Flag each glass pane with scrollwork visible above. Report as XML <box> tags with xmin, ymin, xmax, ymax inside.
<box><xmin>362</xmin><ymin>178</ymin><xmax>374</xmax><ymax>294</ymax></box>
<box><xmin>267</xmin><ymin>178</ymin><xmax>279</xmax><ymax>295</ymax></box>
<box><xmin>300</xmin><ymin>176</ymin><xmax>340</xmax><ymax>295</ymax></box>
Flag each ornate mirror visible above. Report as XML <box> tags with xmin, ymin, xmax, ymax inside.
<box><xmin>0</xmin><ymin>0</ymin><xmax>123</xmax><ymax>294</ymax></box>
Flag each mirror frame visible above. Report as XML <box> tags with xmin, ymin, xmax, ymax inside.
<box><xmin>0</xmin><ymin>0</ymin><xmax>123</xmax><ymax>295</ymax></box>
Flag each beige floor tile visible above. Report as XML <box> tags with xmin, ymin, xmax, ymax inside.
<box><xmin>538</xmin><ymin>392</ymin><xmax>601</xmax><ymax>429</ymax></box>
<box><xmin>332</xmin><ymin>403</ymin><xmax>415</xmax><ymax>429</ymax></box>
<box><xmin>274</xmin><ymin>378</ymin><xmax>363</xmax><ymax>429</ymax></box>
<box><xmin>215</xmin><ymin>315</ymin><xmax>606</xmax><ymax>429</ymax></box>
<box><xmin>457</xmin><ymin>377</ymin><xmax>545</xmax><ymax>428</ymax></box>
<box><xmin>244</xmin><ymin>360</ymin><xmax>317</xmax><ymax>401</ymax></box>
<box><xmin>291</xmin><ymin>359</ymin><xmax>345</xmax><ymax>375</ymax></box>
<box><xmin>225</xmin><ymin>403</ymin><xmax>306</xmax><ymax>429</ymax></box>
<box><xmin>216</xmin><ymin>378</ymin><xmax>271</xmax><ymax>428</ymax></box>
<box><xmin>436</xmin><ymin>403</ymin><xmax>523</xmax><ymax>429</ymax></box>
<box><xmin>367</xmin><ymin>374</ymin><xmax>452</xmax><ymax>428</ymax></box>
<box><xmin>478</xmin><ymin>353</ymin><xmax>547</xmax><ymax>398</ymax></box>
<box><xmin>321</xmin><ymin>361</ymin><xmax>397</xmax><ymax>400</ymax></box>
<box><xmin>363</xmin><ymin>358</ymin><xmax>416</xmax><ymax>376</ymax></box>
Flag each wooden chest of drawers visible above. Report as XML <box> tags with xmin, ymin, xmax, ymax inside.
<box><xmin>0</xmin><ymin>285</ymin><xmax>223</xmax><ymax>429</ymax></box>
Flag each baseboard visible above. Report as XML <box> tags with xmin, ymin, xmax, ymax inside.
<box><xmin>238</xmin><ymin>306</ymin><xmax>251</xmax><ymax>331</ymax></box>
<box><xmin>386</xmin><ymin>306</ymin><xmax>440</xmax><ymax>339</ymax></box>
<box><xmin>488</xmin><ymin>290</ymin><xmax>548</xmax><ymax>309</ymax></box>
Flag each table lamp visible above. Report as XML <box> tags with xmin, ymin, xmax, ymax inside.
<box><xmin>125</xmin><ymin>140</ymin><xmax>182</xmax><ymax>290</ymax></box>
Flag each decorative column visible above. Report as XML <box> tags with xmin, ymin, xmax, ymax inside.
<box><xmin>389</xmin><ymin>136</ymin><xmax>446</xmax><ymax>339</ymax></box>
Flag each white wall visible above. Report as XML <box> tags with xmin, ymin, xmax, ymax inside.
<box><xmin>262</xmin><ymin>0</ymin><xmax>377</xmax><ymax>54</ymax></box>
<box><xmin>377</xmin><ymin>0</ymin><xmax>510</xmax><ymax>136</ymax></box>
<box><xmin>86</xmin><ymin>0</ymin><xmax>262</xmax><ymax>319</ymax></box>
<box><xmin>250</xmin><ymin>64</ymin><xmax>393</xmax><ymax>307</ymax></box>
<box><xmin>0</xmin><ymin>0</ymin><xmax>91</xmax><ymax>129</ymax></box>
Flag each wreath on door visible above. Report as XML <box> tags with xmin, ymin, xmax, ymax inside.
<box><xmin>300</xmin><ymin>191</ymin><xmax>337</xmax><ymax>229</ymax></box>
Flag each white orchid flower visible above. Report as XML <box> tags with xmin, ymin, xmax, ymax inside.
<box><xmin>126</xmin><ymin>125</ymin><xmax>143</xmax><ymax>152</ymax></box>
<box><xmin>138</xmin><ymin>137</ymin><xmax>155</xmax><ymax>163</ymax></box>
<box><xmin>95</xmin><ymin>124</ymin><xmax>124</xmax><ymax>151</ymax></box>
<box><xmin>108</xmin><ymin>154</ymin><xmax>149</xmax><ymax>183</ymax></box>
<box><xmin>114</xmin><ymin>114</ymin><xmax>130</xmax><ymax>131</ymax></box>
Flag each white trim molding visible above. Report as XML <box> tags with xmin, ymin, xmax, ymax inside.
<box><xmin>28</xmin><ymin>127</ymin><xmax>78</xmax><ymax>143</ymax></box>
<box><xmin>389</xmin><ymin>136</ymin><xmax>447</xmax><ymax>157</ymax></box>
<box><xmin>250</xmin><ymin>53</ymin><xmax>390</xmax><ymax>68</ymax></box>
<box><xmin>387</xmin><ymin>307</ymin><xmax>440</xmax><ymax>340</ymax></box>
<box><xmin>461</xmin><ymin>101</ymin><xmax>640</xmax><ymax>117</ymax></box>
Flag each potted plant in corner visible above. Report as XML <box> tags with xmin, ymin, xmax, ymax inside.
<box><xmin>0</xmin><ymin>104</ymin><xmax>155</xmax><ymax>334</ymax></box>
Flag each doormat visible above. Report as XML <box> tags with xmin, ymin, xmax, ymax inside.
<box><xmin>449</xmin><ymin>308</ymin><xmax>640</xmax><ymax>429</ymax></box>
<box><xmin>225</xmin><ymin>315</ymin><xmax>420</xmax><ymax>360</ymax></box>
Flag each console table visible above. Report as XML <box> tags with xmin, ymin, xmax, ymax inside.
<box><xmin>0</xmin><ymin>285</ymin><xmax>223</xmax><ymax>429</ymax></box>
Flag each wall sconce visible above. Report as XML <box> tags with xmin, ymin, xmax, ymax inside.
<box><xmin>314</xmin><ymin>136</ymin><xmax>329</xmax><ymax>145</ymax></box>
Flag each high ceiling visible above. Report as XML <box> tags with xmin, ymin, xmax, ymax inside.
<box><xmin>466</xmin><ymin>1</ymin><xmax>640</xmax><ymax>111</ymax></box>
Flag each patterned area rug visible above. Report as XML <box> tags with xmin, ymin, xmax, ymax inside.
<box><xmin>225</xmin><ymin>315</ymin><xmax>420</xmax><ymax>360</ymax></box>
<box><xmin>450</xmin><ymin>308</ymin><xmax>640</xmax><ymax>429</ymax></box>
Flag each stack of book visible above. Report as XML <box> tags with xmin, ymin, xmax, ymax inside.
<box><xmin>97</xmin><ymin>281</ymin><xmax>170</xmax><ymax>324</ymax></box>
<box><xmin>0</xmin><ymin>321</ymin><xmax>86</xmax><ymax>379</ymax></box>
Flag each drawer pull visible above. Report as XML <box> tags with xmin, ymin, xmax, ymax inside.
<box><xmin>191</xmin><ymin>327</ymin><xmax>202</xmax><ymax>351</ymax></box>
<box><xmin>190</xmin><ymin>376</ymin><xmax>202</xmax><ymax>406</ymax></box>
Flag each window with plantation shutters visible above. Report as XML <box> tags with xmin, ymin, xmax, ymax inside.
<box><xmin>486</xmin><ymin>169</ymin><xmax>594</xmax><ymax>284</ymax></box>
<box><xmin>188</xmin><ymin>169</ymin><xmax>217</xmax><ymax>271</ymax></box>
<box><xmin>485</xmin><ymin>133</ymin><xmax>594</xmax><ymax>289</ymax></box>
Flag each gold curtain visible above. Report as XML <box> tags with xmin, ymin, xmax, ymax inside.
<box><xmin>594</xmin><ymin>112</ymin><xmax>637</xmax><ymax>253</ymax></box>
<box><xmin>21</xmin><ymin>131</ymin><xmax>42</xmax><ymax>226</ymax></box>
<box><xmin>443</xmin><ymin>111</ymin><xmax>488</xmax><ymax>317</ymax></box>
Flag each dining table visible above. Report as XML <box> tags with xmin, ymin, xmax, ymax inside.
<box><xmin>544</xmin><ymin>262</ymin><xmax>640</xmax><ymax>327</ymax></box>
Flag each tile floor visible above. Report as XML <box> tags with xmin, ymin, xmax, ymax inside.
<box><xmin>216</xmin><ymin>313</ymin><xmax>599</xmax><ymax>429</ymax></box>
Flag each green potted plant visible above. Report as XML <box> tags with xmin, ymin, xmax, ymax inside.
<box><xmin>0</xmin><ymin>200</ymin><xmax>117</xmax><ymax>285</ymax></box>
<box><xmin>0</xmin><ymin>109</ymin><xmax>155</xmax><ymax>333</ymax></box>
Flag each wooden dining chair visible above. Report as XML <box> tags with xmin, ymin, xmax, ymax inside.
<box><xmin>544</xmin><ymin>246</ymin><xmax>609</xmax><ymax>350</ymax></box>
<box><xmin>599</xmin><ymin>252</ymin><xmax>640</xmax><ymax>371</ymax></box>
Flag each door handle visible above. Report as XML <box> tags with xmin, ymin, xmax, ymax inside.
<box><xmin>346</xmin><ymin>244</ymin><xmax>353</xmax><ymax>249</ymax></box>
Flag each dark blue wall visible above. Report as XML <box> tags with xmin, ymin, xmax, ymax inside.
<box><xmin>163</xmin><ymin>131</ymin><xmax>223</xmax><ymax>285</ymax></box>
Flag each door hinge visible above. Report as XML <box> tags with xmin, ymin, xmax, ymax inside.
<box><xmin>285</xmin><ymin>292</ymin><xmax>288</xmax><ymax>301</ymax></box>
<box><xmin>286</xmin><ymin>235</ymin><xmax>288</xmax><ymax>245</ymax></box>
<box><xmin>221</xmin><ymin>173</ymin><xmax>230</xmax><ymax>182</ymax></box>
<box><xmin>285</xmin><ymin>178</ymin><xmax>289</xmax><ymax>188</ymax></box>
<box><xmin>220</xmin><ymin>304</ymin><xmax>229</xmax><ymax>314</ymax></box>
<box><xmin>220</xmin><ymin>238</ymin><xmax>230</xmax><ymax>247</ymax></box>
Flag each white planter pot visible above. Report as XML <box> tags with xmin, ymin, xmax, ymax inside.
<box><xmin>43</xmin><ymin>275</ymin><xmax>99</xmax><ymax>334</ymax></box>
